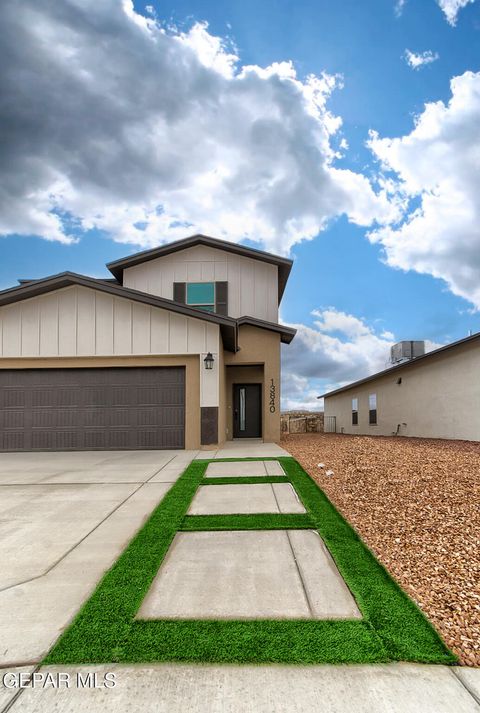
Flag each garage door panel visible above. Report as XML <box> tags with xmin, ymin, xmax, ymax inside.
<box><xmin>0</xmin><ymin>367</ymin><xmax>185</xmax><ymax>451</ymax></box>
<box><xmin>0</xmin><ymin>389</ymin><xmax>26</xmax><ymax>408</ymax></box>
<box><xmin>31</xmin><ymin>409</ymin><xmax>79</xmax><ymax>428</ymax></box>
<box><xmin>31</xmin><ymin>388</ymin><xmax>80</xmax><ymax>408</ymax></box>
<box><xmin>0</xmin><ymin>410</ymin><xmax>24</xmax><ymax>429</ymax></box>
<box><xmin>31</xmin><ymin>430</ymin><xmax>79</xmax><ymax>451</ymax></box>
<box><xmin>1</xmin><ymin>432</ymin><xmax>26</xmax><ymax>450</ymax></box>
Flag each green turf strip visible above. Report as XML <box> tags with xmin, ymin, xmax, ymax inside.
<box><xmin>43</xmin><ymin>456</ymin><xmax>455</xmax><ymax>666</ymax></box>
<box><xmin>201</xmin><ymin>475</ymin><xmax>289</xmax><ymax>485</ymax></box>
<box><xmin>181</xmin><ymin>513</ymin><xmax>313</xmax><ymax>531</ymax></box>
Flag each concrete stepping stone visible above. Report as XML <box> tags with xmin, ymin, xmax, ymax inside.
<box><xmin>264</xmin><ymin>461</ymin><xmax>286</xmax><ymax>476</ymax></box>
<box><xmin>137</xmin><ymin>530</ymin><xmax>361</xmax><ymax>620</ymax></box>
<box><xmin>205</xmin><ymin>461</ymin><xmax>268</xmax><ymax>477</ymax></box>
<box><xmin>288</xmin><ymin>530</ymin><xmax>362</xmax><ymax>619</ymax></box>
<box><xmin>137</xmin><ymin>530</ymin><xmax>310</xmax><ymax>619</ymax></box>
<box><xmin>188</xmin><ymin>484</ymin><xmax>277</xmax><ymax>514</ymax></box>
<box><xmin>187</xmin><ymin>483</ymin><xmax>305</xmax><ymax>515</ymax></box>
<box><xmin>271</xmin><ymin>483</ymin><xmax>305</xmax><ymax>513</ymax></box>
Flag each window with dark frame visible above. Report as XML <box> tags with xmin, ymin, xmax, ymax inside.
<box><xmin>352</xmin><ymin>397</ymin><xmax>358</xmax><ymax>425</ymax></box>
<box><xmin>369</xmin><ymin>393</ymin><xmax>377</xmax><ymax>425</ymax></box>
<box><xmin>173</xmin><ymin>281</ymin><xmax>228</xmax><ymax>315</ymax></box>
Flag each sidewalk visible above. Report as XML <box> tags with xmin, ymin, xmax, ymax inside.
<box><xmin>2</xmin><ymin>661</ymin><xmax>479</xmax><ymax>712</ymax></box>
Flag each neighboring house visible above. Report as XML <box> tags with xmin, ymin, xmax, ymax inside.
<box><xmin>0</xmin><ymin>235</ymin><xmax>295</xmax><ymax>451</ymax></box>
<box><xmin>319</xmin><ymin>333</ymin><xmax>480</xmax><ymax>442</ymax></box>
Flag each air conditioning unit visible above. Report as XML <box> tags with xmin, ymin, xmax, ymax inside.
<box><xmin>390</xmin><ymin>340</ymin><xmax>425</xmax><ymax>364</ymax></box>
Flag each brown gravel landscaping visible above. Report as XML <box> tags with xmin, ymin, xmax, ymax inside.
<box><xmin>282</xmin><ymin>432</ymin><xmax>480</xmax><ymax>667</ymax></box>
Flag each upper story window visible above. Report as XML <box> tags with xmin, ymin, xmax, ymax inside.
<box><xmin>186</xmin><ymin>282</ymin><xmax>215</xmax><ymax>312</ymax></box>
<box><xmin>173</xmin><ymin>281</ymin><xmax>228</xmax><ymax>316</ymax></box>
<box><xmin>352</xmin><ymin>397</ymin><xmax>358</xmax><ymax>425</ymax></box>
<box><xmin>369</xmin><ymin>393</ymin><xmax>377</xmax><ymax>425</ymax></box>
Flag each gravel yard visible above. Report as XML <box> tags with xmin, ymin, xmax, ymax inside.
<box><xmin>282</xmin><ymin>433</ymin><xmax>480</xmax><ymax>667</ymax></box>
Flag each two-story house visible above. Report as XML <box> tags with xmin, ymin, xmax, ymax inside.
<box><xmin>0</xmin><ymin>235</ymin><xmax>295</xmax><ymax>451</ymax></box>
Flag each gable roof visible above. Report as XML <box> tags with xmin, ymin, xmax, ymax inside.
<box><xmin>318</xmin><ymin>331</ymin><xmax>480</xmax><ymax>399</ymax></box>
<box><xmin>0</xmin><ymin>272</ymin><xmax>297</xmax><ymax>350</ymax></box>
<box><xmin>106</xmin><ymin>234</ymin><xmax>293</xmax><ymax>302</ymax></box>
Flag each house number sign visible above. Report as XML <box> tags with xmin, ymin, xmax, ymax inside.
<box><xmin>269</xmin><ymin>378</ymin><xmax>276</xmax><ymax>413</ymax></box>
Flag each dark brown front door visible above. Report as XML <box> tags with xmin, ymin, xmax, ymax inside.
<box><xmin>233</xmin><ymin>383</ymin><xmax>262</xmax><ymax>438</ymax></box>
<box><xmin>0</xmin><ymin>367</ymin><xmax>185</xmax><ymax>451</ymax></box>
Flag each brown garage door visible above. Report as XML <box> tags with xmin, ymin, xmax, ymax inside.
<box><xmin>0</xmin><ymin>367</ymin><xmax>185</xmax><ymax>451</ymax></box>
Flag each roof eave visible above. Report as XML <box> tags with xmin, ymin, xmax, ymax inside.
<box><xmin>237</xmin><ymin>316</ymin><xmax>296</xmax><ymax>344</ymax></box>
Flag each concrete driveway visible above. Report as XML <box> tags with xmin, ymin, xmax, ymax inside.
<box><xmin>0</xmin><ymin>449</ymin><xmax>197</xmax><ymax>666</ymax></box>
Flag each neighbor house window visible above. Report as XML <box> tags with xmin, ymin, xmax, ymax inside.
<box><xmin>186</xmin><ymin>282</ymin><xmax>215</xmax><ymax>312</ymax></box>
<box><xmin>352</xmin><ymin>397</ymin><xmax>358</xmax><ymax>425</ymax></box>
<box><xmin>369</xmin><ymin>393</ymin><xmax>377</xmax><ymax>425</ymax></box>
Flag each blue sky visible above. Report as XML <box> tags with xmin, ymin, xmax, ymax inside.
<box><xmin>1</xmin><ymin>0</ymin><xmax>480</xmax><ymax>410</ymax></box>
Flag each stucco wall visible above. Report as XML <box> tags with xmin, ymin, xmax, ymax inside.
<box><xmin>123</xmin><ymin>245</ymin><xmax>279</xmax><ymax>322</ymax></box>
<box><xmin>324</xmin><ymin>340</ymin><xmax>480</xmax><ymax>441</ymax></box>
<box><xmin>224</xmin><ymin>325</ymin><xmax>281</xmax><ymax>442</ymax></box>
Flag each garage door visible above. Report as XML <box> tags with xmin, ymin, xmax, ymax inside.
<box><xmin>0</xmin><ymin>367</ymin><xmax>185</xmax><ymax>451</ymax></box>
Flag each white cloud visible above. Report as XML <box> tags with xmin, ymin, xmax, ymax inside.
<box><xmin>311</xmin><ymin>308</ymin><xmax>372</xmax><ymax>338</ymax></box>
<box><xmin>281</xmin><ymin>308</ymin><xmax>443</xmax><ymax>410</ymax></box>
<box><xmin>0</xmin><ymin>0</ymin><xmax>399</xmax><ymax>254</ymax></box>
<box><xmin>404</xmin><ymin>49</ymin><xmax>439</xmax><ymax>70</ymax></box>
<box><xmin>281</xmin><ymin>308</ymin><xmax>396</xmax><ymax>410</ymax></box>
<box><xmin>395</xmin><ymin>0</ymin><xmax>407</xmax><ymax>18</ymax></box>
<box><xmin>437</xmin><ymin>0</ymin><xmax>475</xmax><ymax>25</ymax></box>
<box><xmin>368</xmin><ymin>71</ymin><xmax>480</xmax><ymax>309</ymax></box>
<box><xmin>281</xmin><ymin>373</ymin><xmax>324</xmax><ymax>412</ymax></box>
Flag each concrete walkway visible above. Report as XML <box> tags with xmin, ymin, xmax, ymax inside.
<box><xmin>137</xmin><ymin>456</ymin><xmax>360</xmax><ymax>620</ymax></box>
<box><xmin>197</xmin><ymin>439</ymin><xmax>290</xmax><ymax>460</ymax></box>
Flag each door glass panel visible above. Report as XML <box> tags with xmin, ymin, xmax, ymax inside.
<box><xmin>239</xmin><ymin>387</ymin><xmax>246</xmax><ymax>431</ymax></box>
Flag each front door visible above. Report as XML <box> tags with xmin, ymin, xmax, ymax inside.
<box><xmin>233</xmin><ymin>384</ymin><xmax>262</xmax><ymax>438</ymax></box>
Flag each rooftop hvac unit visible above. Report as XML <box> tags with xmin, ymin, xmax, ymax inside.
<box><xmin>390</xmin><ymin>340</ymin><xmax>425</xmax><ymax>365</ymax></box>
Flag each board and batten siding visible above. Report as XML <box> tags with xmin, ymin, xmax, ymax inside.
<box><xmin>0</xmin><ymin>286</ymin><xmax>219</xmax><ymax>358</ymax></box>
<box><xmin>123</xmin><ymin>245</ymin><xmax>279</xmax><ymax>322</ymax></box>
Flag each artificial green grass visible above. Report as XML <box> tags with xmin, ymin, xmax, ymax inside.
<box><xmin>43</xmin><ymin>456</ymin><xmax>455</xmax><ymax>666</ymax></box>
<box><xmin>121</xmin><ymin>619</ymin><xmax>385</xmax><ymax>664</ymax></box>
<box><xmin>201</xmin><ymin>475</ymin><xmax>290</xmax><ymax>485</ymax></box>
<box><xmin>181</xmin><ymin>513</ymin><xmax>313</xmax><ymax>531</ymax></box>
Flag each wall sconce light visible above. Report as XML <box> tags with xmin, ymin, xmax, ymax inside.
<box><xmin>204</xmin><ymin>352</ymin><xmax>214</xmax><ymax>370</ymax></box>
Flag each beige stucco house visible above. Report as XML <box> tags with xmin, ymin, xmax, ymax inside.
<box><xmin>0</xmin><ymin>235</ymin><xmax>295</xmax><ymax>451</ymax></box>
<box><xmin>320</xmin><ymin>333</ymin><xmax>480</xmax><ymax>442</ymax></box>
